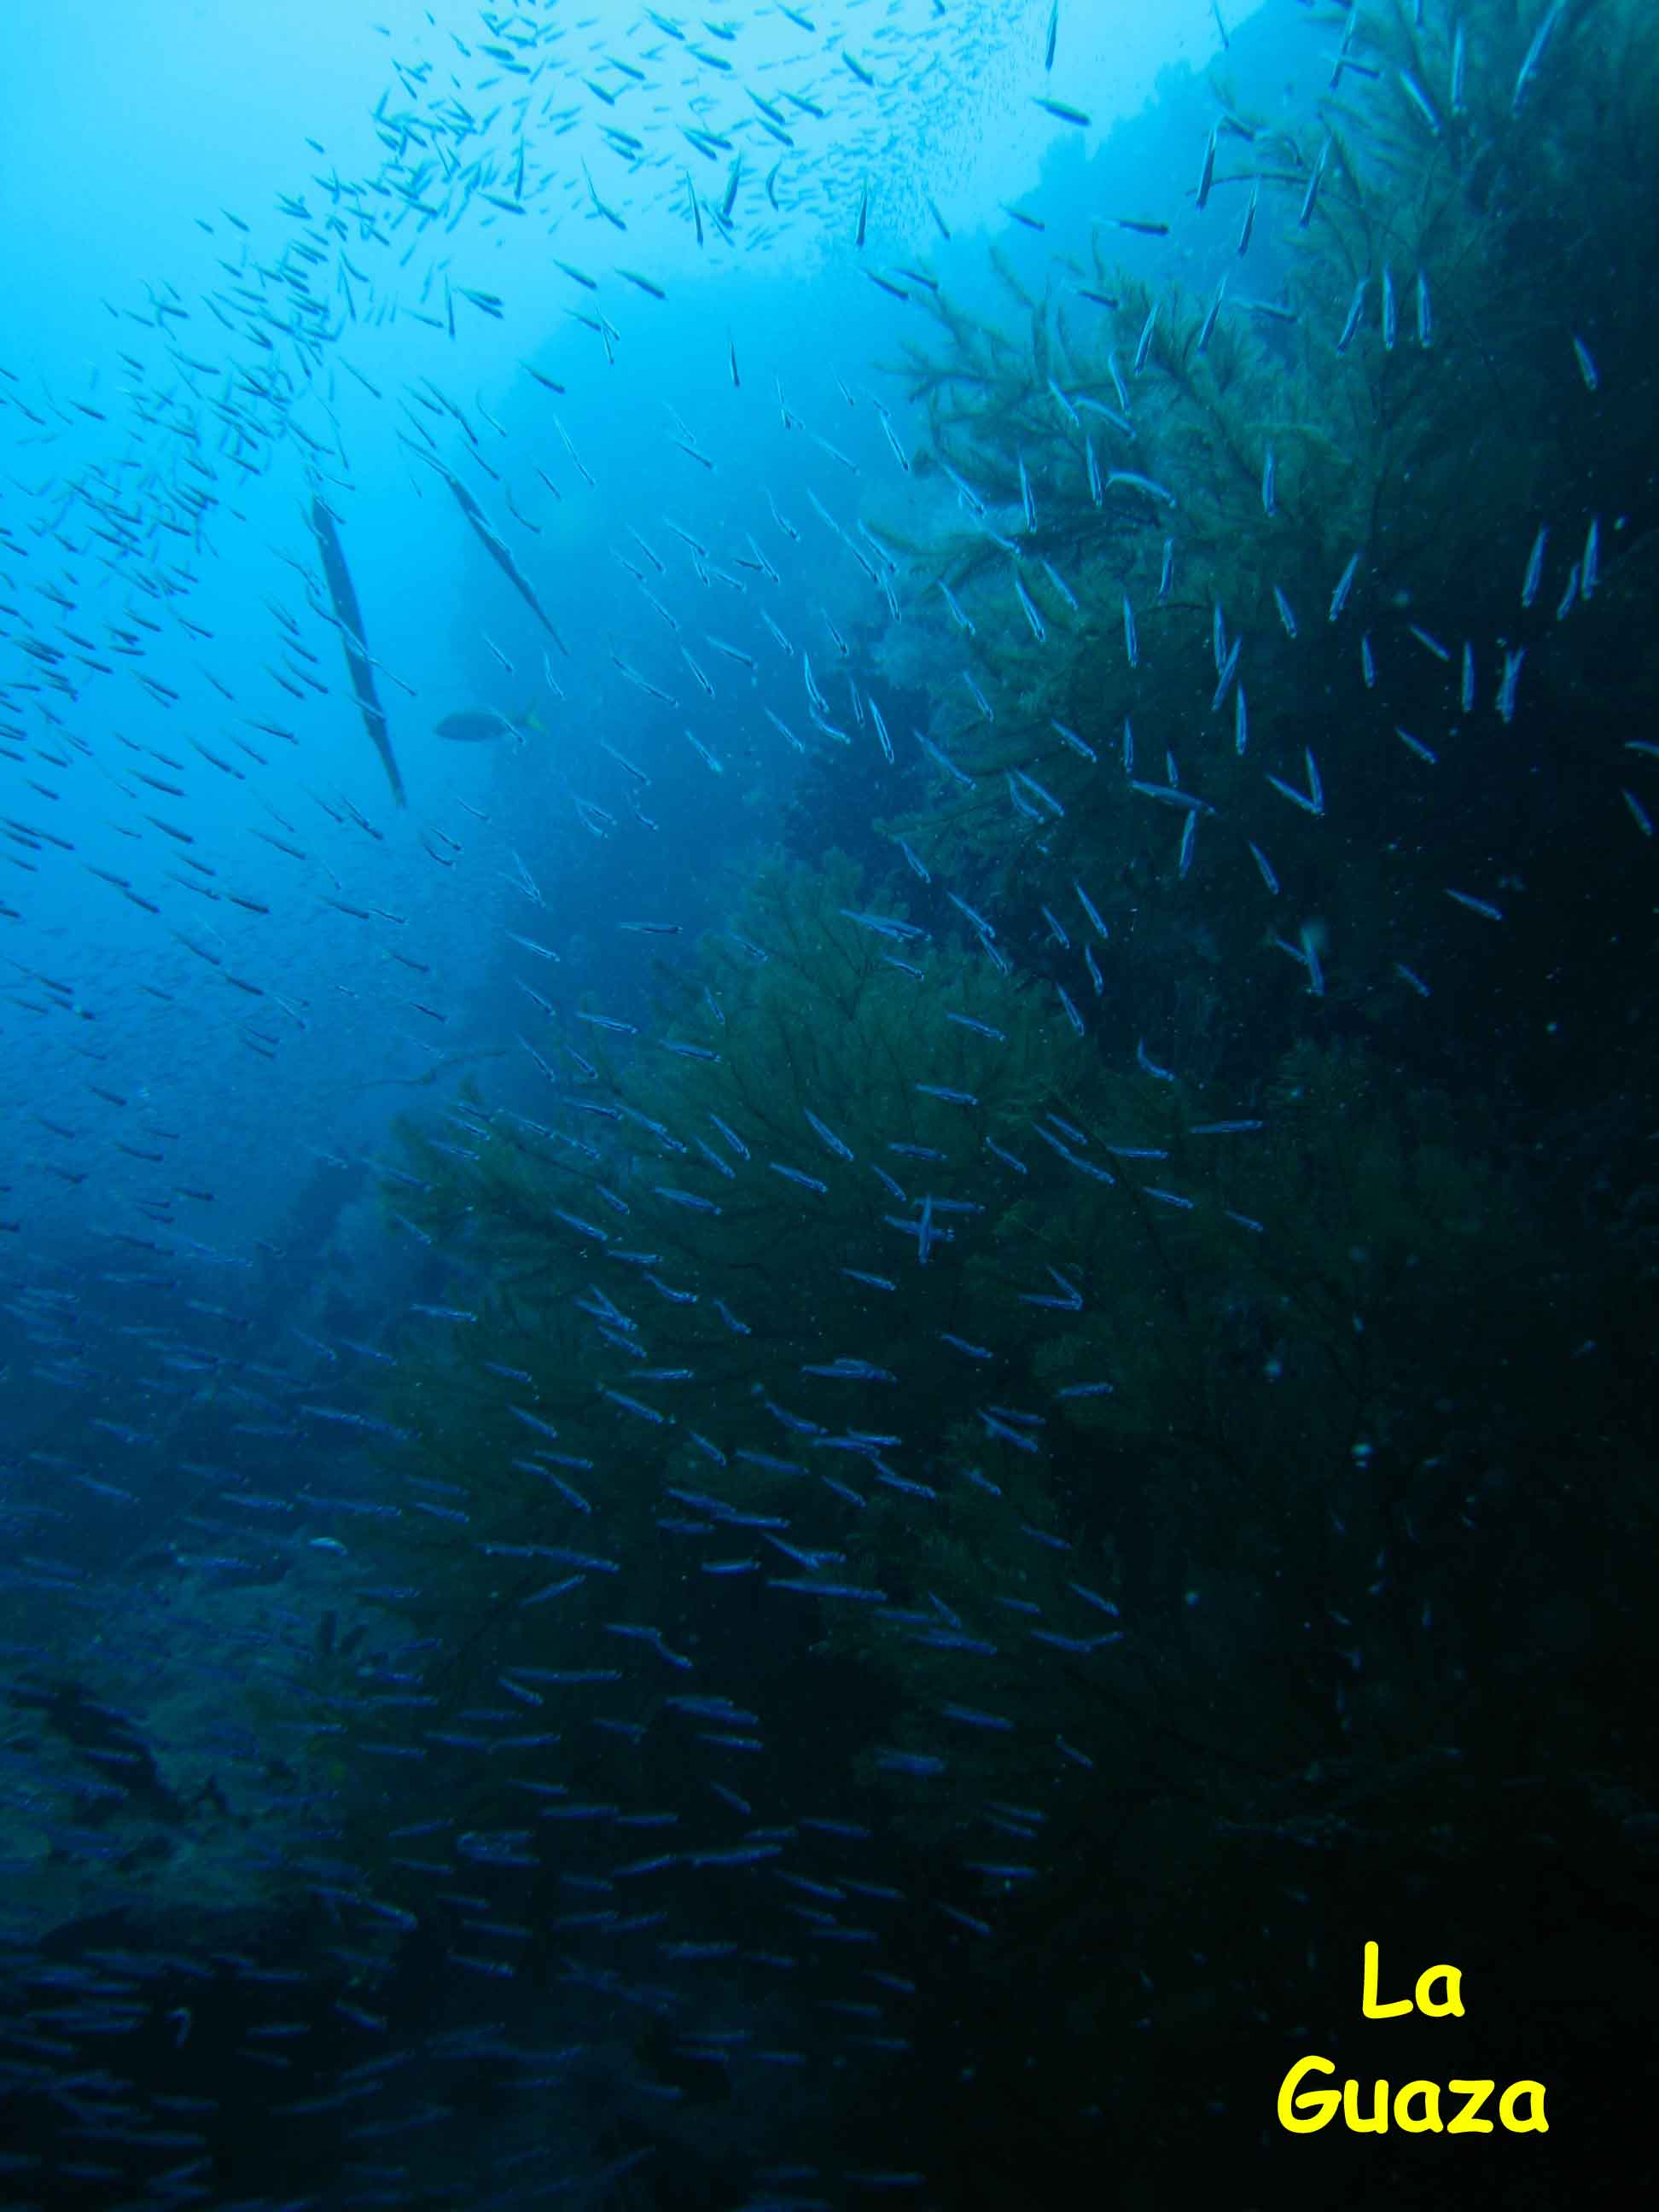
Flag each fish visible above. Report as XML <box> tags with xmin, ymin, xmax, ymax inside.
<box><xmin>1196</xmin><ymin>128</ymin><xmax>1217</xmax><ymax>211</ymax></box>
<box><xmin>435</xmin><ymin>463</ymin><xmax>569</xmax><ymax>655</ymax></box>
<box><xmin>306</xmin><ymin>489</ymin><xmax>405</xmax><ymax>806</ymax></box>
<box><xmin>434</xmin><ymin>704</ymin><xmax>541</xmax><ymax>744</ymax></box>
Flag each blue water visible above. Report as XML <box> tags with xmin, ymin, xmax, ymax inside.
<box><xmin>1</xmin><ymin>2</ymin><xmax>1653</xmax><ymax>2205</ymax></box>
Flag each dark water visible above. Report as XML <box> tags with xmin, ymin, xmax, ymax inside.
<box><xmin>1</xmin><ymin>2</ymin><xmax>1654</xmax><ymax>2206</ymax></box>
